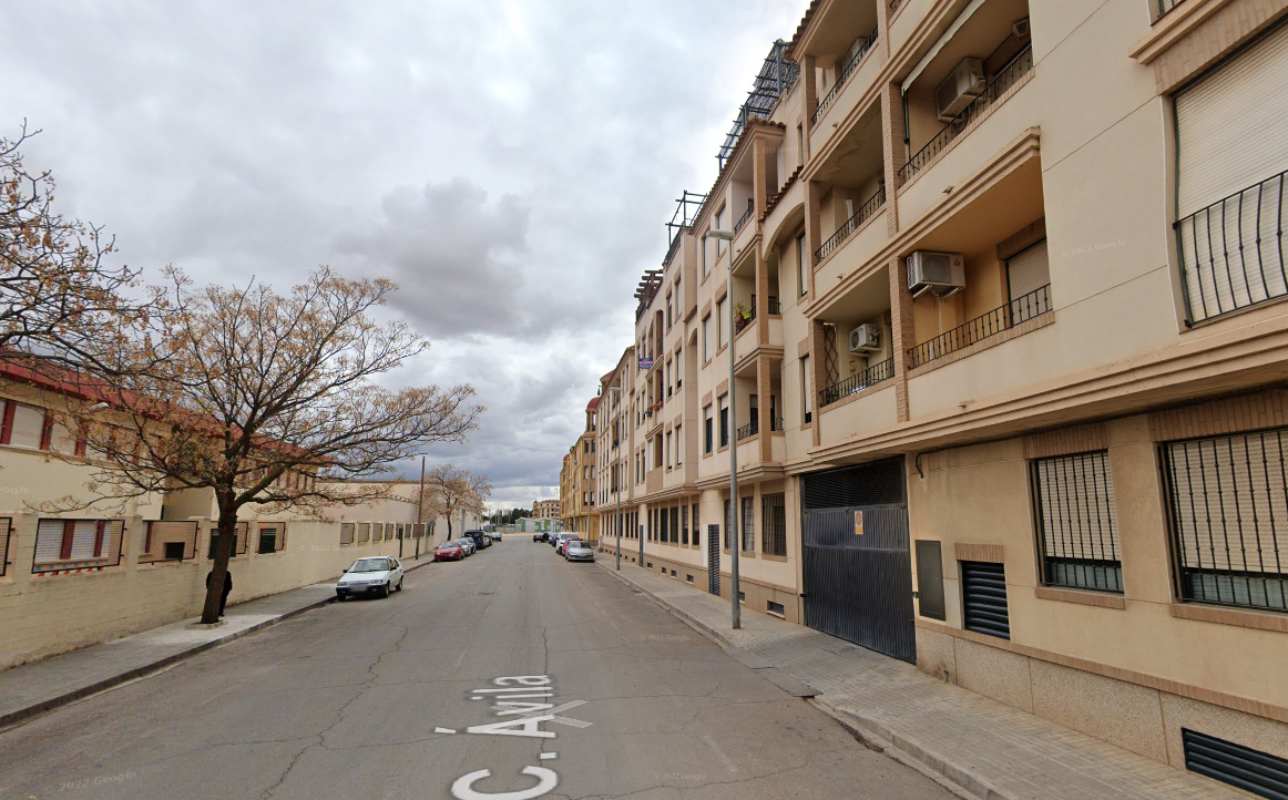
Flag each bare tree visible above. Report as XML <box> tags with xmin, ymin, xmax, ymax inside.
<box><xmin>0</xmin><ymin>121</ymin><xmax>157</xmax><ymax>367</ymax></box>
<box><xmin>66</xmin><ymin>267</ymin><xmax>481</xmax><ymax>623</ymax></box>
<box><xmin>421</xmin><ymin>465</ymin><xmax>492</xmax><ymax>542</ymax></box>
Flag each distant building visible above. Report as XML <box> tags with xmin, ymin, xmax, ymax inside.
<box><xmin>531</xmin><ymin>499</ymin><xmax>560</xmax><ymax>520</ymax></box>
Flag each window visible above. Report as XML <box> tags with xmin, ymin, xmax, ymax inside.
<box><xmin>702</xmin><ymin>315</ymin><xmax>712</xmax><ymax>361</ymax></box>
<box><xmin>701</xmin><ymin>233</ymin><xmax>710</xmax><ymax>277</ymax></box>
<box><xmin>762</xmin><ymin>493</ymin><xmax>786</xmax><ymax>556</ymax></box>
<box><xmin>1031</xmin><ymin>451</ymin><xmax>1122</xmax><ymax>592</ymax></box>
<box><xmin>666</xmin><ymin>293</ymin><xmax>673</xmax><ymax>329</ymax></box>
<box><xmin>718</xmin><ymin>396</ymin><xmax>729</xmax><ymax>448</ymax></box>
<box><xmin>674</xmin><ymin>347</ymin><xmax>683</xmax><ymax>387</ymax></box>
<box><xmin>660</xmin><ymin>507</ymin><xmax>668</xmax><ymax>542</ymax></box>
<box><xmin>692</xmin><ymin>503</ymin><xmax>700</xmax><ymax>547</ymax></box>
<box><xmin>704</xmin><ymin>406</ymin><xmax>714</xmax><ymax>454</ymax></box>
<box><xmin>665</xmin><ymin>431</ymin><xmax>672</xmax><ymax>469</ymax></box>
<box><xmin>741</xmin><ymin>496</ymin><xmax>754</xmax><ymax>552</ymax></box>
<box><xmin>1162</xmin><ymin>428</ymin><xmax>1288</xmax><ymax>612</ymax></box>
<box><xmin>670</xmin><ymin>507</ymin><xmax>679</xmax><ymax>545</ymax></box>
<box><xmin>1173</xmin><ymin>24</ymin><xmax>1288</xmax><ymax>323</ymax></box>
<box><xmin>800</xmin><ymin>356</ymin><xmax>813</xmax><ymax>423</ymax></box>
<box><xmin>1</xmin><ymin>401</ymin><xmax>44</xmax><ymax>449</ymax></box>
<box><xmin>716</xmin><ymin>299</ymin><xmax>727</xmax><ymax>348</ymax></box>
<box><xmin>1006</xmin><ymin>239</ymin><xmax>1051</xmax><ymax>324</ymax></box>
<box><xmin>715</xmin><ymin>205</ymin><xmax>727</xmax><ymax>253</ymax></box>
<box><xmin>340</xmin><ymin>522</ymin><xmax>355</xmax><ymax>546</ymax></box>
<box><xmin>795</xmin><ymin>233</ymin><xmax>807</xmax><ymax>298</ymax></box>
<box><xmin>258</xmin><ymin>525</ymin><xmax>282</xmax><ymax>554</ymax></box>
<box><xmin>795</xmin><ymin>124</ymin><xmax>804</xmax><ymax>167</ymax></box>
<box><xmin>681</xmin><ymin>505</ymin><xmax>689</xmax><ymax>545</ymax></box>
<box><xmin>675</xmin><ymin>423</ymin><xmax>683</xmax><ymax>465</ymax></box>
<box><xmin>33</xmin><ymin>518</ymin><xmax>124</xmax><ymax>572</ymax></box>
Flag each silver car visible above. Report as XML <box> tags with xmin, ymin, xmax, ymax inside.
<box><xmin>336</xmin><ymin>556</ymin><xmax>404</xmax><ymax>599</ymax></box>
<box><xmin>563</xmin><ymin>539</ymin><xmax>594</xmax><ymax>562</ymax></box>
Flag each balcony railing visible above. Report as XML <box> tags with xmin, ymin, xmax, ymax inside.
<box><xmin>907</xmin><ymin>283</ymin><xmax>1051</xmax><ymax>368</ymax></box>
<box><xmin>734</xmin><ymin>201</ymin><xmax>755</xmax><ymax>233</ymax></box>
<box><xmin>736</xmin><ymin>419</ymin><xmax>759</xmax><ymax>441</ymax></box>
<box><xmin>1175</xmin><ymin>169</ymin><xmax>1287</xmax><ymax>325</ymax></box>
<box><xmin>897</xmin><ymin>45</ymin><xmax>1034</xmax><ymax>186</ymax></box>
<box><xmin>819</xmin><ymin>357</ymin><xmax>894</xmax><ymax>407</ymax></box>
<box><xmin>815</xmin><ymin>184</ymin><xmax>886</xmax><ymax>263</ymax></box>
<box><xmin>770</xmin><ymin>415</ymin><xmax>784</xmax><ymax>432</ymax></box>
<box><xmin>768</xmin><ymin>296</ymin><xmax>781</xmax><ymax>315</ymax></box>
<box><xmin>1153</xmin><ymin>0</ymin><xmax>1184</xmax><ymax>22</ymax></box>
<box><xmin>812</xmin><ymin>29</ymin><xmax>878</xmax><ymax>125</ymax></box>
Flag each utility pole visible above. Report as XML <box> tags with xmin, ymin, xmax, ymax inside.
<box><xmin>414</xmin><ymin>456</ymin><xmax>425</xmax><ymax>560</ymax></box>
<box><xmin>709</xmin><ymin>227</ymin><xmax>740</xmax><ymax>629</ymax></box>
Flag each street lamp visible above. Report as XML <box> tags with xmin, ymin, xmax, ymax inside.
<box><xmin>708</xmin><ymin>228</ymin><xmax>740</xmax><ymax>630</ymax></box>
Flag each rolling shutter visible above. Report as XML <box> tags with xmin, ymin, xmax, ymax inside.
<box><xmin>9</xmin><ymin>404</ymin><xmax>44</xmax><ymax>449</ymax></box>
<box><xmin>35</xmin><ymin>519</ymin><xmax>65</xmax><ymax>564</ymax></box>
<box><xmin>1175</xmin><ymin>24</ymin><xmax>1288</xmax><ymax>218</ymax></box>
<box><xmin>69</xmin><ymin>521</ymin><xmax>98</xmax><ymax>560</ymax></box>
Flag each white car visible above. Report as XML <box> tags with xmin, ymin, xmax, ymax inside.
<box><xmin>336</xmin><ymin>556</ymin><xmax>404</xmax><ymax>600</ymax></box>
<box><xmin>564</xmin><ymin>539</ymin><xmax>594</xmax><ymax>562</ymax></box>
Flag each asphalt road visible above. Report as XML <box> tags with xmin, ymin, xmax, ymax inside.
<box><xmin>0</xmin><ymin>536</ymin><xmax>952</xmax><ymax>799</ymax></box>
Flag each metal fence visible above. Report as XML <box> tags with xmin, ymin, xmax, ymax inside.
<box><xmin>819</xmin><ymin>357</ymin><xmax>895</xmax><ymax>407</ymax></box>
<box><xmin>815</xmin><ymin>185</ymin><xmax>886</xmax><ymax>263</ymax></box>
<box><xmin>907</xmin><ymin>284</ymin><xmax>1050</xmax><ymax>368</ymax></box>
<box><xmin>1175</xmin><ymin>169</ymin><xmax>1287</xmax><ymax>325</ymax></box>
<box><xmin>33</xmin><ymin>518</ymin><xmax>126</xmax><ymax>573</ymax></box>
<box><xmin>898</xmin><ymin>45</ymin><xmax>1033</xmax><ymax>186</ymax></box>
<box><xmin>1030</xmin><ymin>451</ymin><xmax>1123</xmax><ymax>592</ymax></box>
<box><xmin>1161</xmin><ymin>429</ymin><xmax>1288</xmax><ymax>612</ymax></box>
<box><xmin>813</xmin><ymin>28</ymin><xmax>878</xmax><ymax>125</ymax></box>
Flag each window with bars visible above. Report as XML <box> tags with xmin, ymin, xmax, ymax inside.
<box><xmin>670</xmin><ymin>507</ymin><xmax>679</xmax><ymax>544</ymax></box>
<box><xmin>692</xmin><ymin>503</ymin><xmax>700</xmax><ymax>547</ymax></box>
<box><xmin>741</xmin><ymin>496</ymin><xmax>754</xmax><ymax>552</ymax></box>
<box><xmin>34</xmin><ymin>518</ymin><xmax>126</xmax><ymax>572</ymax></box>
<box><xmin>1161</xmin><ymin>428</ymin><xmax>1288</xmax><ymax>613</ymax></box>
<box><xmin>1030</xmin><ymin>451</ymin><xmax>1123</xmax><ymax>593</ymax></box>
<box><xmin>761</xmin><ymin>493</ymin><xmax>786</xmax><ymax>556</ymax></box>
<box><xmin>681</xmin><ymin>505</ymin><xmax>689</xmax><ymax>545</ymax></box>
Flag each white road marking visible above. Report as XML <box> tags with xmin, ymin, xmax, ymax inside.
<box><xmin>435</xmin><ymin>727</ymin><xmax>457</xmax><ymax>734</ymax></box>
<box><xmin>539</xmin><ymin>752</ymin><xmax>556</xmax><ymax>761</ymax></box>
<box><xmin>702</xmin><ymin>733</ymin><xmax>738</xmax><ymax>774</ymax></box>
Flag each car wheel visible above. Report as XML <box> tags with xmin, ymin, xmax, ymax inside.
<box><xmin>380</xmin><ymin>583</ymin><xmax>391</xmax><ymax>599</ymax></box>
<box><xmin>336</xmin><ymin>593</ymin><xmax>344</xmax><ymax>602</ymax></box>
<box><xmin>397</xmin><ymin>578</ymin><xmax>404</xmax><ymax>592</ymax></box>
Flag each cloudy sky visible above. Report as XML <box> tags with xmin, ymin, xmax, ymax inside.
<box><xmin>7</xmin><ymin>0</ymin><xmax>802</xmax><ymax>508</ymax></box>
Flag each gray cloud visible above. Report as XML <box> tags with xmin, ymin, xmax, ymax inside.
<box><xmin>2</xmin><ymin>0</ymin><xmax>804</xmax><ymax>503</ymax></box>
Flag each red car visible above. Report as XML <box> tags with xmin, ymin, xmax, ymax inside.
<box><xmin>434</xmin><ymin>541</ymin><xmax>465</xmax><ymax>561</ymax></box>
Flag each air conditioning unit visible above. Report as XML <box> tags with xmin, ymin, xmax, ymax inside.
<box><xmin>907</xmin><ymin>251</ymin><xmax>966</xmax><ymax>297</ymax></box>
<box><xmin>848</xmin><ymin>323</ymin><xmax>881</xmax><ymax>353</ymax></box>
<box><xmin>935</xmin><ymin>58</ymin><xmax>986</xmax><ymax>121</ymax></box>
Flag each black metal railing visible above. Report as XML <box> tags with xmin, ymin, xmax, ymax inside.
<box><xmin>736</xmin><ymin>419</ymin><xmax>759</xmax><ymax>441</ymax></box>
<box><xmin>770</xmin><ymin>415</ymin><xmax>784</xmax><ymax>432</ymax></box>
<box><xmin>819</xmin><ymin>357</ymin><xmax>894</xmax><ymax>407</ymax></box>
<box><xmin>1175</xmin><ymin>169</ymin><xmax>1287</xmax><ymax>325</ymax></box>
<box><xmin>734</xmin><ymin>201</ymin><xmax>755</xmax><ymax>233</ymax></box>
<box><xmin>768</xmin><ymin>296</ymin><xmax>781</xmax><ymax>315</ymax></box>
<box><xmin>907</xmin><ymin>283</ymin><xmax>1050</xmax><ymax>368</ymax></box>
<box><xmin>813</xmin><ymin>29</ymin><xmax>878</xmax><ymax>125</ymax></box>
<box><xmin>897</xmin><ymin>45</ymin><xmax>1034</xmax><ymax>186</ymax></box>
<box><xmin>814</xmin><ymin>184</ymin><xmax>886</xmax><ymax>263</ymax></box>
<box><xmin>1162</xmin><ymin>429</ymin><xmax>1288</xmax><ymax>613</ymax></box>
<box><xmin>1031</xmin><ymin>452</ymin><xmax>1123</xmax><ymax>593</ymax></box>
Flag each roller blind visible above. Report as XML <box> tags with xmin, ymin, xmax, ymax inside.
<box><xmin>1175</xmin><ymin>24</ymin><xmax>1288</xmax><ymax>218</ymax></box>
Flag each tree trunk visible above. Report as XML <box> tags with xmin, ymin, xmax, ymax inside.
<box><xmin>201</xmin><ymin>508</ymin><xmax>237</xmax><ymax>624</ymax></box>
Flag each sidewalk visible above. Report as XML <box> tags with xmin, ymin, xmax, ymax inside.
<box><xmin>598</xmin><ymin>559</ymin><xmax>1238</xmax><ymax>800</ymax></box>
<box><xmin>0</xmin><ymin>555</ymin><xmax>431</xmax><ymax>729</ymax></box>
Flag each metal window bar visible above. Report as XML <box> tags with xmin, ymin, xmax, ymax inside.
<box><xmin>762</xmin><ymin>493</ymin><xmax>787</xmax><ymax>556</ymax></box>
<box><xmin>1153</xmin><ymin>0</ymin><xmax>1185</xmax><ymax>22</ymax></box>
<box><xmin>32</xmin><ymin>519</ymin><xmax>127</xmax><ymax>573</ymax></box>
<box><xmin>907</xmin><ymin>284</ymin><xmax>1050</xmax><ymax>368</ymax></box>
<box><xmin>819</xmin><ymin>357</ymin><xmax>895</xmax><ymax>407</ymax></box>
<box><xmin>768</xmin><ymin>296</ymin><xmax>782</xmax><ymax>315</ymax></box>
<box><xmin>897</xmin><ymin>45</ymin><xmax>1034</xmax><ymax>186</ymax></box>
<box><xmin>736</xmin><ymin>418</ymin><xmax>759</xmax><ymax>441</ymax></box>
<box><xmin>813</xmin><ymin>28</ymin><xmax>878</xmax><ymax>125</ymax></box>
<box><xmin>733</xmin><ymin>201</ymin><xmax>755</xmax><ymax>233</ymax></box>
<box><xmin>814</xmin><ymin>184</ymin><xmax>886</xmax><ymax>263</ymax></box>
<box><xmin>1031</xmin><ymin>451</ymin><xmax>1123</xmax><ymax>593</ymax></box>
<box><xmin>1174</xmin><ymin>170</ymin><xmax>1287</xmax><ymax>325</ymax></box>
<box><xmin>741</xmin><ymin>496</ymin><xmax>754</xmax><ymax>552</ymax></box>
<box><xmin>1161</xmin><ymin>429</ymin><xmax>1288</xmax><ymax>613</ymax></box>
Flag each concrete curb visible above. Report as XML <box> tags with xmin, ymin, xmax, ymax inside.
<box><xmin>0</xmin><ymin>593</ymin><xmax>336</xmax><ymax>731</ymax></box>
<box><xmin>597</xmin><ymin>560</ymin><xmax>986</xmax><ymax>800</ymax></box>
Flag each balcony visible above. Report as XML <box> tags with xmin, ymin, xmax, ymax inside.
<box><xmin>813</xmin><ymin>28</ymin><xmax>878</xmax><ymax>126</ymax></box>
<box><xmin>733</xmin><ymin>200</ymin><xmax>755</xmax><ymax>233</ymax></box>
<box><xmin>817</xmin><ymin>374</ymin><xmax>898</xmax><ymax>445</ymax></box>
<box><xmin>815</xmin><ymin>184</ymin><xmax>886</xmax><ymax>263</ymax></box>
<box><xmin>907</xmin><ymin>283</ymin><xmax>1051</xmax><ymax>369</ymax></box>
<box><xmin>898</xmin><ymin>45</ymin><xmax>1033</xmax><ymax>188</ymax></box>
<box><xmin>736</xmin><ymin>419</ymin><xmax>758</xmax><ymax>442</ymax></box>
<box><xmin>1175</xmin><ymin>169</ymin><xmax>1288</xmax><ymax>325</ymax></box>
<box><xmin>819</xmin><ymin>357</ymin><xmax>894</xmax><ymax>407</ymax></box>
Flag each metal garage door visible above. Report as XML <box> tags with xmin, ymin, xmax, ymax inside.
<box><xmin>802</xmin><ymin>458</ymin><xmax>915</xmax><ymax>663</ymax></box>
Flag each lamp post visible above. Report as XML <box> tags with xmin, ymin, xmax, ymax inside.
<box><xmin>708</xmin><ymin>228</ymin><xmax>739</xmax><ymax>629</ymax></box>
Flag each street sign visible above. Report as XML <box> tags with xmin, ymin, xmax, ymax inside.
<box><xmin>638</xmin><ymin>356</ymin><xmax>653</xmax><ymax>370</ymax></box>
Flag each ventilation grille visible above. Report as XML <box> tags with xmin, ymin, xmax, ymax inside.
<box><xmin>1183</xmin><ymin>728</ymin><xmax>1288</xmax><ymax>799</ymax></box>
<box><xmin>962</xmin><ymin>561</ymin><xmax>1010</xmax><ymax>639</ymax></box>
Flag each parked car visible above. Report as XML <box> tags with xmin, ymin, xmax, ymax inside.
<box><xmin>488</xmin><ymin>530</ymin><xmax>503</xmax><ymax>542</ymax></box>
<box><xmin>457</xmin><ymin>537</ymin><xmax>476</xmax><ymax>556</ymax></box>
<box><xmin>434</xmin><ymin>540</ymin><xmax>465</xmax><ymax>561</ymax></box>
<box><xmin>532</xmin><ymin>531</ymin><xmax>545</xmax><ymax>542</ymax></box>
<box><xmin>465</xmin><ymin>529</ymin><xmax>491</xmax><ymax>549</ymax></box>
<box><xmin>336</xmin><ymin>556</ymin><xmax>404</xmax><ymax>600</ymax></box>
<box><xmin>555</xmin><ymin>533</ymin><xmax>576</xmax><ymax>556</ymax></box>
<box><xmin>564</xmin><ymin>539</ymin><xmax>594</xmax><ymax>562</ymax></box>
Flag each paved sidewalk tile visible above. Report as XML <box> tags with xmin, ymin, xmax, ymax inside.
<box><xmin>0</xmin><ymin>581</ymin><xmax>340</xmax><ymax>728</ymax></box>
<box><xmin>598</xmin><ymin>559</ymin><xmax>1239</xmax><ymax>800</ymax></box>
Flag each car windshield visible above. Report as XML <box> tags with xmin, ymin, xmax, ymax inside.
<box><xmin>570</xmin><ymin>540</ymin><xmax>587</xmax><ymax>548</ymax></box>
<box><xmin>350</xmin><ymin>558</ymin><xmax>389</xmax><ymax>573</ymax></box>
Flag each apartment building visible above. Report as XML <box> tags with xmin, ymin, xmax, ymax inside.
<box><xmin>587</xmin><ymin>0</ymin><xmax>1288</xmax><ymax>787</ymax></box>
<box><xmin>532</xmin><ymin>499</ymin><xmax>561</xmax><ymax>520</ymax></box>
<box><xmin>0</xmin><ymin>360</ymin><xmax>477</xmax><ymax>669</ymax></box>
<box><xmin>559</xmin><ymin>397</ymin><xmax>601</xmax><ymax>540</ymax></box>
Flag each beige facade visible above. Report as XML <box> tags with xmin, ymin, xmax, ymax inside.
<box><xmin>532</xmin><ymin>499</ymin><xmax>561</xmax><ymax>520</ymax></box>
<box><xmin>582</xmin><ymin>0</ymin><xmax>1288</xmax><ymax>785</ymax></box>
<box><xmin>559</xmin><ymin>397</ymin><xmax>600</xmax><ymax>541</ymax></box>
<box><xmin>0</xmin><ymin>365</ymin><xmax>478</xmax><ymax>669</ymax></box>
